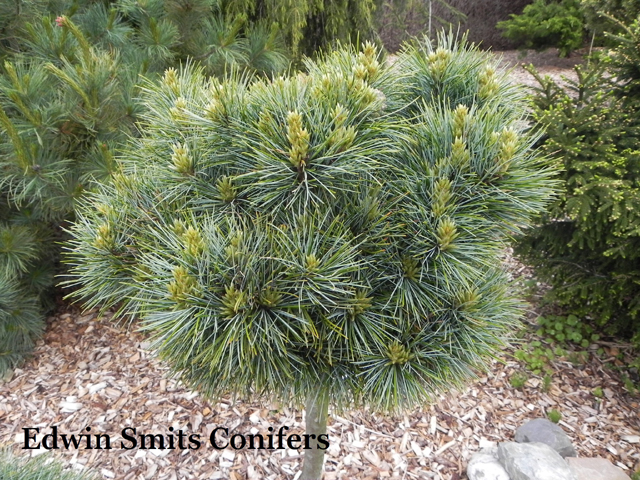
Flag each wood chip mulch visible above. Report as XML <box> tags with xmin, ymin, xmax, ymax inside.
<box><xmin>1</xmin><ymin>304</ymin><xmax>639</xmax><ymax>480</ymax></box>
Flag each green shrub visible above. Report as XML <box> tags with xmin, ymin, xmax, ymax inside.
<box><xmin>547</xmin><ymin>408</ymin><xmax>562</xmax><ymax>423</ymax></box>
<box><xmin>497</xmin><ymin>0</ymin><xmax>585</xmax><ymax>57</ymax></box>
<box><xmin>0</xmin><ymin>1</ymin><xmax>290</xmax><ymax>373</ymax></box>
<box><xmin>581</xmin><ymin>0</ymin><xmax>640</xmax><ymax>35</ymax></box>
<box><xmin>516</xmin><ymin>61</ymin><xmax>640</xmax><ymax>342</ymax></box>
<box><xmin>65</xmin><ymin>34</ymin><xmax>555</xmax><ymax>478</ymax></box>
<box><xmin>0</xmin><ymin>275</ymin><xmax>43</xmax><ymax>373</ymax></box>
<box><xmin>0</xmin><ymin>451</ymin><xmax>98</xmax><ymax>480</ymax></box>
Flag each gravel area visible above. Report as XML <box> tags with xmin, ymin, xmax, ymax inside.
<box><xmin>497</xmin><ymin>48</ymin><xmax>584</xmax><ymax>89</ymax></box>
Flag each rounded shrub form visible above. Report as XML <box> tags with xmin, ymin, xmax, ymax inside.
<box><xmin>66</xmin><ymin>35</ymin><xmax>554</xmax><ymax>411</ymax></box>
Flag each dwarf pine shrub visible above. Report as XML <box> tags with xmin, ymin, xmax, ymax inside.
<box><xmin>66</xmin><ymin>34</ymin><xmax>555</xmax><ymax>478</ymax></box>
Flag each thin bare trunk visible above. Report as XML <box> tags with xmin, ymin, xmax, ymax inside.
<box><xmin>300</xmin><ymin>386</ymin><xmax>330</xmax><ymax>480</ymax></box>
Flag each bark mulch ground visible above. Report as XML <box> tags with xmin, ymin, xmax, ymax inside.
<box><xmin>1</xmin><ymin>301</ymin><xmax>638</xmax><ymax>480</ymax></box>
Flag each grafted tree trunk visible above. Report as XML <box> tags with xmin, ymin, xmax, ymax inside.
<box><xmin>300</xmin><ymin>385</ymin><xmax>330</xmax><ymax>480</ymax></box>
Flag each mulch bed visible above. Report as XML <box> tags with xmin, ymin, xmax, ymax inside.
<box><xmin>1</xmin><ymin>302</ymin><xmax>638</xmax><ymax>480</ymax></box>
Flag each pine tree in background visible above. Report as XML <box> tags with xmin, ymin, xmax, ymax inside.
<box><xmin>0</xmin><ymin>15</ymin><xmax>138</xmax><ymax>373</ymax></box>
<box><xmin>0</xmin><ymin>0</ymin><xmax>290</xmax><ymax>374</ymax></box>
<box><xmin>65</xmin><ymin>34</ymin><xmax>555</xmax><ymax>479</ymax></box>
<box><xmin>109</xmin><ymin>0</ymin><xmax>289</xmax><ymax>75</ymax></box>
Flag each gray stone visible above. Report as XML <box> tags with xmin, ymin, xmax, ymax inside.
<box><xmin>514</xmin><ymin>418</ymin><xmax>577</xmax><ymax>457</ymax></box>
<box><xmin>497</xmin><ymin>442</ymin><xmax>576</xmax><ymax>480</ymax></box>
<box><xmin>566</xmin><ymin>457</ymin><xmax>631</xmax><ymax>480</ymax></box>
<box><xmin>467</xmin><ymin>448</ymin><xmax>510</xmax><ymax>480</ymax></box>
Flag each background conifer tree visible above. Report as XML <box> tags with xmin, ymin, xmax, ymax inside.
<box><xmin>0</xmin><ymin>13</ymin><xmax>136</xmax><ymax>372</ymax></box>
<box><xmin>222</xmin><ymin>0</ymin><xmax>377</xmax><ymax>57</ymax></box>
<box><xmin>516</xmin><ymin>16</ymin><xmax>640</xmax><ymax>344</ymax></box>
<box><xmin>66</xmin><ymin>34</ymin><xmax>555</xmax><ymax>478</ymax></box>
<box><xmin>581</xmin><ymin>0</ymin><xmax>640</xmax><ymax>37</ymax></box>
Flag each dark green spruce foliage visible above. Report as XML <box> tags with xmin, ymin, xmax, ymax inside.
<box><xmin>516</xmin><ymin>61</ymin><xmax>640</xmax><ymax>342</ymax></box>
<box><xmin>582</xmin><ymin>0</ymin><xmax>640</xmax><ymax>36</ymax></box>
<box><xmin>67</xmin><ymin>35</ymin><xmax>555</xmax><ymax>413</ymax></box>
<box><xmin>607</xmin><ymin>17</ymin><xmax>640</xmax><ymax>98</ymax></box>
<box><xmin>497</xmin><ymin>0</ymin><xmax>585</xmax><ymax>57</ymax></box>
<box><xmin>0</xmin><ymin>1</ymin><xmax>289</xmax><ymax>374</ymax></box>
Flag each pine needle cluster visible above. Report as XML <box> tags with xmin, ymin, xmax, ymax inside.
<box><xmin>66</xmin><ymin>34</ymin><xmax>555</xmax><ymax>412</ymax></box>
<box><xmin>0</xmin><ymin>450</ymin><xmax>98</xmax><ymax>480</ymax></box>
